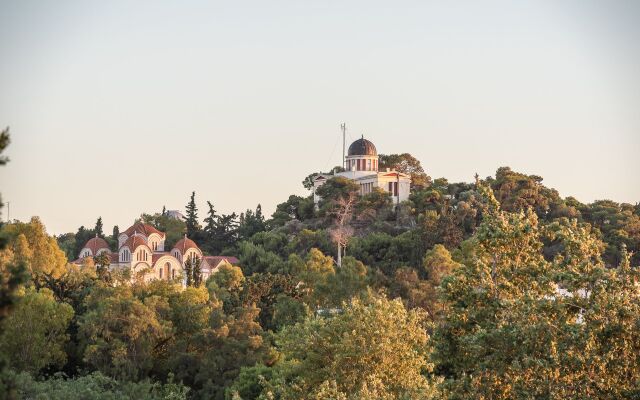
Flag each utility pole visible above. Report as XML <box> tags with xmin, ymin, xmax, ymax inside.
<box><xmin>341</xmin><ymin>123</ymin><xmax>346</xmax><ymax>170</ymax></box>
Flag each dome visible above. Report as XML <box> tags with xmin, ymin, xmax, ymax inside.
<box><xmin>82</xmin><ymin>237</ymin><xmax>110</xmax><ymax>255</ymax></box>
<box><xmin>348</xmin><ymin>137</ymin><xmax>377</xmax><ymax>156</ymax></box>
<box><xmin>172</xmin><ymin>237</ymin><xmax>200</xmax><ymax>254</ymax></box>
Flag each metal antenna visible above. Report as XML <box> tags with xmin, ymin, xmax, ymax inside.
<box><xmin>341</xmin><ymin>123</ymin><xmax>346</xmax><ymax>169</ymax></box>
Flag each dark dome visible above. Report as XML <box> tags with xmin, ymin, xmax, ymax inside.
<box><xmin>348</xmin><ymin>137</ymin><xmax>377</xmax><ymax>156</ymax></box>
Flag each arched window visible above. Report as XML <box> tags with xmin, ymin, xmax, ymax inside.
<box><xmin>164</xmin><ymin>262</ymin><xmax>170</xmax><ymax>280</ymax></box>
<box><xmin>159</xmin><ymin>267</ymin><xmax>163</xmax><ymax>279</ymax></box>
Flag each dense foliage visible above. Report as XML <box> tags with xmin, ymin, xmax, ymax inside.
<box><xmin>1</xmin><ymin>139</ymin><xmax>638</xmax><ymax>399</ymax></box>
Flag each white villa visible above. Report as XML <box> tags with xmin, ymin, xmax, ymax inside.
<box><xmin>74</xmin><ymin>222</ymin><xmax>238</xmax><ymax>284</ymax></box>
<box><xmin>312</xmin><ymin>136</ymin><xmax>411</xmax><ymax>205</ymax></box>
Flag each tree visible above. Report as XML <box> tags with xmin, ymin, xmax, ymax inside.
<box><xmin>14</xmin><ymin>371</ymin><xmax>189</xmax><ymax>400</ymax></box>
<box><xmin>111</xmin><ymin>225</ymin><xmax>119</xmax><ymax>246</ymax></box>
<box><xmin>270</xmin><ymin>195</ymin><xmax>315</xmax><ymax>227</ymax></box>
<box><xmin>184</xmin><ymin>257</ymin><xmax>194</xmax><ymax>287</ymax></box>
<box><xmin>433</xmin><ymin>187</ymin><xmax>640</xmax><ymax>398</ymax></box>
<box><xmin>94</xmin><ymin>217</ymin><xmax>104</xmax><ymax>237</ymax></box>
<box><xmin>78</xmin><ymin>286</ymin><xmax>172</xmax><ymax>380</ymax></box>
<box><xmin>202</xmin><ymin>201</ymin><xmax>239</xmax><ymax>255</ymax></box>
<box><xmin>302</xmin><ymin>166</ymin><xmax>344</xmax><ymax>191</ymax></box>
<box><xmin>329</xmin><ymin>191</ymin><xmax>356</xmax><ymax>268</ymax></box>
<box><xmin>94</xmin><ymin>252</ymin><xmax>111</xmax><ymax>282</ymax></box>
<box><xmin>206</xmin><ymin>263</ymin><xmax>245</xmax><ymax>313</ymax></box>
<box><xmin>1</xmin><ymin>217</ymin><xmax>68</xmax><ymax>281</ymax></box>
<box><xmin>489</xmin><ymin>166</ymin><xmax>559</xmax><ymax>217</ymax></box>
<box><xmin>260</xmin><ymin>294</ymin><xmax>439</xmax><ymax>399</ymax></box>
<box><xmin>192</xmin><ymin>256</ymin><xmax>202</xmax><ymax>287</ymax></box>
<box><xmin>185</xmin><ymin>191</ymin><xmax>200</xmax><ymax>238</ymax></box>
<box><xmin>0</xmin><ymin>288</ymin><xmax>74</xmax><ymax>374</ymax></box>
<box><xmin>378</xmin><ymin>153</ymin><xmax>430</xmax><ymax>190</ymax></box>
<box><xmin>56</xmin><ymin>232</ymin><xmax>77</xmax><ymax>261</ymax></box>
<box><xmin>238</xmin><ymin>204</ymin><xmax>267</xmax><ymax>241</ymax></box>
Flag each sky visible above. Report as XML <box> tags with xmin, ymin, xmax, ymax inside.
<box><xmin>0</xmin><ymin>0</ymin><xmax>639</xmax><ymax>234</ymax></box>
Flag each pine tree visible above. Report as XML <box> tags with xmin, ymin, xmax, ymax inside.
<box><xmin>184</xmin><ymin>191</ymin><xmax>199</xmax><ymax>238</ymax></box>
<box><xmin>112</xmin><ymin>225</ymin><xmax>119</xmax><ymax>241</ymax></box>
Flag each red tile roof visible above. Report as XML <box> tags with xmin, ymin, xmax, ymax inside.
<box><xmin>122</xmin><ymin>235</ymin><xmax>149</xmax><ymax>251</ymax></box>
<box><xmin>123</xmin><ymin>222</ymin><xmax>165</xmax><ymax>238</ymax></box>
<box><xmin>151</xmin><ymin>252</ymin><xmax>171</xmax><ymax>263</ymax></box>
<box><xmin>172</xmin><ymin>237</ymin><xmax>199</xmax><ymax>253</ymax></box>
<box><xmin>81</xmin><ymin>237</ymin><xmax>110</xmax><ymax>255</ymax></box>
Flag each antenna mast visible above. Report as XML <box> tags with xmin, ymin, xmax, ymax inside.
<box><xmin>341</xmin><ymin>123</ymin><xmax>346</xmax><ymax>169</ymax></box>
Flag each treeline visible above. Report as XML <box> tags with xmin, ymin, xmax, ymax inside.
<box><xmin>0</xmin><ymin>128</ymin><xmax>639</xmax><ymax>399</ymax></box>
<box><xmin>57</xmin><ymin>194</ymin><xmax>268</xmax><ymax>261</ymax></box>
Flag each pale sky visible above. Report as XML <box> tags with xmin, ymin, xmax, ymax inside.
<box><xmin>0</xmin><ymin>0</ymin><xmax>639</xmax><ymax>234</ymax></box>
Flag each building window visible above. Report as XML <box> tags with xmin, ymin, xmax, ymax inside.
<box><xmin>388</xmin><ymin>182</ymin><xmax>393</xmax><ymax>193</ymax></box>
<box><xmin>394</xmin><ymin>182</ymin><xmax>398</xmax><ymax>196</ymax></box>
<box><xmin>367</xmin><ymin>159</ymin><xmax>371</xmax><ymax>170</ymax></box>
<box><xmin>159</xmin><ymin>268</ymin><xmax>163</xmax><ymax>279</ymax></box>
<box><xmin>172</xmin><ymin>269</ymin><xmax>176</xmax><ymax>279</ymax></box>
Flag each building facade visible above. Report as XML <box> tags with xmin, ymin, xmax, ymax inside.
<box><xmin>74</xmin><ymin>222</ymin><xmax>238</xmax><ymax>284</ymax></box>
<box><xmin>313</xmin><ymin>137</ymin><xmax>411</xmax><ymax>205</ymax></box>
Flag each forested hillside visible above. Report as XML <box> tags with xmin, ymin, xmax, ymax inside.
<box><xmin>1</xmin><ymin>131</ymin><xmax>639</xmax><ymax>399</ymax></box>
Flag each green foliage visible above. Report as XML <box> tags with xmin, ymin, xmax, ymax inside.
<box><xmin>185</xmin><ymin>191</ymin><xmax>200</xmax><ymax>238</ymax></box>
<box><xmin>378</xmin><ymin>153</ymin><xmax>431</xmax><ymax>189</ymax></box>
<box><xmin>434</xmin><ymin>194</ymin><xmax>640</xmax><ymax>399</ymax></box>
<box><xmin>1</xmin><ymin>217</ymin><xmax>68</xmax><ymax>281</ymax></box>
<box><xmin>203</xmin><ymin>201</ymin><xmax>240</xmax><ymax>254</ymax></box>
<box><xmin>238</xmin><ymin>205</ymin><xmax>267</xmax><ymax>241</ymax></box>
<box><xmin>1</xmin><ymin>157</ymin><xmax>639</xmax><ymax>400</ymax></box>
<box><xmin>315</xmin><ymin>176</ymin><xmax>360</xmax><ymax>215</ymax></box>
<box><xmin>270</xmin><ymin>195</ymin><xmax>315</xmax><ymax>227</ymax></box>
<box><xmin>260</xmin><ymin>294</ymin><xmax>439</xmax><ymax>399</ymax></box>
<box><xmin>94</xmin><ymin>217</ymin><xmax>104</xmax><ymax>237</ymax></box>
<box><xmin>140</xmin><ymin>211</ymin><xmax>187</xmax><ymax>250</ymax></box>
<box><xmin>0</xmin><ymin>288</ymin><xmax>74</xmax><ymax>375</ymax></box>
<box><xmin>238</xmin><ymin>241</ymin><xmax>286</xmax><ymax>275</ymax></box>
<box><xmin>78</xmin><ymin>286</ymin><xmax>172</xmax><ymax>380</ymax></box>
<box><xmin>14</xmin><ymin>371</ymin><xmax>189</xmax><ymax>400</ymax></box>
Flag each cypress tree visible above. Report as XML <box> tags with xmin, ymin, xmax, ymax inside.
<box><xmin>94</xmin><ymin>217</ymin><xmax>104</xmax><ymax>237</ymax></box>
<box><xmin>185</xmin><ymin>191</ymin><xmax>199</xmax><ymax>238</ymax></box>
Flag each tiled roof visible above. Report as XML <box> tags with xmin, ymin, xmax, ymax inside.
<box><xmin>151</xmin><ymin>252</ymin><xmax>171</xmax><ymax>263</ymax></box>
<box><xmin>123</xmin><ymin>222</ymin><xmax>165</xmax><ymax>237</ymax></box>
<box><xmin>172</xmin><ymin>237</ymin><xmax>199</xmax><ymax>253</ymax></box>
<box><xmin>81</xmin><ymin>237</ymin><xmax>110</xmax><ymax>255</ymax></box>
<box><xmin>122</xmin><ymin>235</ymin><xmax>148</xmax><ymax>251</ymax></box>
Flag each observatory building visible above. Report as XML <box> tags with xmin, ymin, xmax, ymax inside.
<box><xmin>312</xmin><ymin>136</ymin><xmax>411</xmax><ymax>205</ymax></box>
